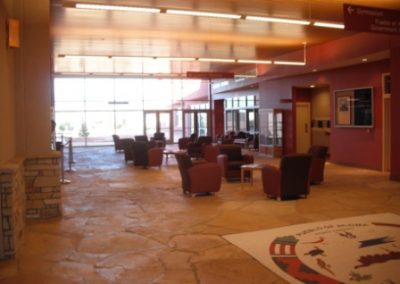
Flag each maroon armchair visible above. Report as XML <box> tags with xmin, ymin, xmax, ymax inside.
<box><xmin>308</xmin><ymin>145</ymin><xmax>329</xmax><ymax>184</ymax></box>
<box><xmin>203</xmin><ymin>144</ymin><xmax>220</xmax><ymax>163</ymax></box>
<box><xmin>123</xmin><ymin>138</ymin><xmax>135</xmax><ymax>163</ymax></box>
<box><xmin>132</xmin><ymin>141</ymin><xmax>163</xmax><ymax>168</ymax></box>
<box><xmin>112</xmin><ymin>135</ymin><xmax>133</xmax><ymax>152</ymax></box>
<box><xmin>175</xmin><ymin>152</ymin><xmax>221</xmax><ymax>196</ymax></box>
<box><xmin>261</xmin><ymin>154</ymin><xmax>312</xmax><ymax>200</ymax></box>
<box><xmin>178</xmin><ymin>137</ymin><xmax>192</xmax><ymax>150</ymax></box>
<box><xmin>187</xmin><ymin>136</ymin><xmax>213</xmax><ymax>159</ymax></box>
<box><xmin>217</xmin><ymin>145</ymin><xmax>254</xmax><ymax>181</ymax></box>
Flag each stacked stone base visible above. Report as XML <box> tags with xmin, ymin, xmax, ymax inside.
<box><xmin>25</xmin><ymin>155</ymin><xmax>62</xmax><ymax>219</ymax></box>
<box><xmin>0</xmin><ymin>152</ymin><xmax>61</xmax><ymax>260</ymax></box>
<box><xmin>0</xmin><ymin>159</ymin><xmax>25</xmax><ymax>259</ymax></box>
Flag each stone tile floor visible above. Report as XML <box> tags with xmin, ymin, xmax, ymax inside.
<box><xmin>1</xmin><ymin>146</ymin><xmax>399</xmax><ymax>283</ymax></box>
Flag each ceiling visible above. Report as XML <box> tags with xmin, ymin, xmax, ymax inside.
<box><xmin>51</xmin><ymin>0</ymin><xmax>400</xmax><ymax>77</ymax></box>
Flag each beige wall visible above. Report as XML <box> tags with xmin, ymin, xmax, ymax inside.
<box><xmin>0</xmin><ymin>1</ymin><xmax>17</xmax><ymax>164</ymax></box>
<box><xmin>15</xmin><ymin>0</ymin><xmax>51</xmax><ymax>156</ymax></box>
<box><xmin>1</xmin><ymin>0</ymin><xmax>51</xmax><ymax>164</ymax></box>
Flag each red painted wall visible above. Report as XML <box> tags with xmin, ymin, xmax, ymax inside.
<box><xmin>259</xmin><ymin>60</ymin><xmax>390</xmax><ymax>170</ymax></box>
<box><xmin>390</xmin><ymin>46</ymin><xmax>400</xmax><ymax>180</ymax></box>
<box><xmin>213</xmin><ymin>100</ymin><xmax>224</xmax><ymax>138</ymax></box>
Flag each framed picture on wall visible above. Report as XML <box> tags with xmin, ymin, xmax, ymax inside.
<box><xmin>335</xmin><ymin>94</ymin><xmax>352</xmax><ymax>126</ymax></box>
<box><xmin>334</xmin><ymin>87</ymin><xmax>373</xmax><ymax>128</ymax></box>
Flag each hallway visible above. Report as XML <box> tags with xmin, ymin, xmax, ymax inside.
<box><xmin>1</xmin><ymin>147</ymin><xmax>399</xmax><ymax>283</ymax></box>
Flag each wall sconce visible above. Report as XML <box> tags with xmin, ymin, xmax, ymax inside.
<box><xmin>7</xmin><ymin>19</ymin><xmax>20</xmax><ymax>48</ymax></box>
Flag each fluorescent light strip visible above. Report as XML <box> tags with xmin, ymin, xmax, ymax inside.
<box><xmin>166</xmin><ymin>9</ymin><xmax>241</xmax><ymax>19</ymax></box>
<box><xmin>274</xmin><ymin>61</ymin><xmax>306</xmax><ymax>66</ymax></box>
<box><xmin>198</xmin><ymin>58</ymin><xmax>236</xmax><ymax>63</ymax></box>
<box><xmin>156</xmin><ymin>57</ymin><xmax>196</xmax><ymax>61</ymax></box>
<box><xmin>60</xmin><ymin>55</ymin><xmax>307</xmax><ymax>66</ymax></box>
<box><xmin>63</xmin><ymin>54</ymin><xmax>111</xmax><ymax>59</ymax></box>
<box><xmin>313</xmin><ymin>21</ymin><xmax>345</xmax><ymax>29</ymax></box>
<box><xmin>75</xmin><ymin>3</ymin><xmax>161</xmax><ymax>13</ymax></box>
<box><xmin>237</xmin><ymin>59</ymin><xmax>272</xmax><ymax>64</ymax></box>
<box><xmin>235</xmin><ymin>74</ymin><xmax>257</xmax><ymax>78</ymax></box>
<box><xmin>113</xmin><ymin>56</ymin><xmax>154</xmax><ymax>60</ymax></box>
<box><xmin>245</xmin><ymin>15</ymin><xmax>310</xmax><ymax>25</ymax></box>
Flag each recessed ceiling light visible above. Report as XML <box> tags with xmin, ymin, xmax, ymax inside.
<box><xmin>312</xmin><ymin>69</ymin><xmax>317</xmax><ymax>72</ymax></box>
<box><xmin>310</xmin><ymin>85</ymin><xmax>315</xmax><ymax>88</ymax></box>
<box><xmin>362</xmin><ymin>58</ymin><xmax>368</xmax><ymax>62</ymax></box>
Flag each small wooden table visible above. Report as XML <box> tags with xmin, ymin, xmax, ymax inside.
<box><xmin>163</xmin><ymin>150</ymin><xmax>186</xmax><ymax>164</ymax></box>
<box><xmin>163</xmin><ymin>150</ymin><xmax>175</xmax><ymax>164</ymax></box>
<box><xmin>241</xmin><ymin>164</ymin><xmax>263</xmax><ymax>188</ymax></box>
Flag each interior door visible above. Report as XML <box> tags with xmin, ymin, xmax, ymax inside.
<box><xmin>296</xmin><ymin>103</ymin><xmax>311</xmax><ymax>153</ymax></box>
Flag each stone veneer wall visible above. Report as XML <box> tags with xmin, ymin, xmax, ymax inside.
<box><xmin>0</xmin><ymin>159</ymin><xmax>26</xmax><ymax>259</ymax></box>
<box><xmin>24</xmin><ymin>153</ymin><xmax>62</xmax><ymax>219</ymax></box>
<box><xmin>0</xmin><ymin>152</ymin><xmax>61</xmax><ymax>260</ymax></box>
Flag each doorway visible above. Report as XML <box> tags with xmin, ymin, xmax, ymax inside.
<box><xmin>144</xmin><ymin>111</ymin><xmax>172</xmax><ymax>142</ymax></box>
<box><xmin>296</xmin><ymin>102</ymin><xmax>311</xmax><ymax>153</ymax></box>
<box><xmin>183</xmin><ymin>110</ymin><xmax>209</xmax><ymax>137</ymax></box>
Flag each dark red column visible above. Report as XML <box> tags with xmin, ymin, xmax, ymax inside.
<box><xmin>390</xmin><ymin>46</ymin><xmax>400</xmax><ymax>180</ymax></box>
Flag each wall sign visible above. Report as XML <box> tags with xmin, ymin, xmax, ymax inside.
<box><xmin>343</xmin><ymin>4</ymin><xmax>400</xmax><ymax>35</ymax></box>
<box><xmin>186</xmin><ymin>72</ymin><xmax>234</xmax><ymax>79</ymax></box>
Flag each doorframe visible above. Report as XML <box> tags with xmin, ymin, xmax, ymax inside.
<box><xmin>295</xmin><ymin>102</ymin><xmax>311</xmax><ymax>153</ymax></box>
<box><xmin>182</xmin><ymin>109</ymin><xmax>210</xmax><ymax>137</ymax></box>
<box><xmin>143</xmin><ymin>110</ymin><xmax>173</xmax><ymax>143</ymax></box>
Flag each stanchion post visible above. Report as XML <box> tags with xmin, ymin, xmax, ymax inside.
<box><xmin>56</xmin><ymin>141</ymin><xmax>71</xmax><ymax>184</ymax></box>
<box><xmin>69</xmin><ymin>137</ymin><xmax>75</xmax><ymax>163</ymax></box>
<box><xmin>66</xmin><ymin>138</ymin><xmax>76</xmax><ymax>172</ymax></box>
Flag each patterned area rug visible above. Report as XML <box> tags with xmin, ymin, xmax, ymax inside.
<box><xmin>223</xmin><ymin>213</ymin><xmax>400</xmax><ymax>284</ymax></box>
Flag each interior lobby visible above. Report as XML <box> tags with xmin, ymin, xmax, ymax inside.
<box><xmin>1</xmin><ymin>0</ymin><xmax>400</xmax><ymax>283</ymax></box>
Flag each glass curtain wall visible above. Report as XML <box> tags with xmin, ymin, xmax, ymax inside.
<box><xmin>224</xmin><ymin>95</ymin><xmax>259</xmax><ymax>133</ymax></box>
<box><xmin>54</xmin><ymin>77</ymin><xmax>209</xmax><ymax>146</ymax></box>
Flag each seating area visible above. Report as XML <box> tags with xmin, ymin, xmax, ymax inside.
<box><xmin>113</xmin><ymin>134</ymin><xmax>164</xmax><ymax>168</ymax></box>
<box><xmin>114</xmin><ymin>131</ymin><xmax>328</xmax><ymax>199</ymax></box>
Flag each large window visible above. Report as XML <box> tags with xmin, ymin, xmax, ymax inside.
<box><xmin>54</xmin><ymin>77</ymin><xmax>209</xmax><ymax>146</ymax></box>
<box><xmin>224</xmin><ymin>95</ymin><xmax>259</xmax><ymax>133</ymax></box>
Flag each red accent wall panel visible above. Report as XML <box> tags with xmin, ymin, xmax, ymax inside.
<box><xmin>213</xmin><ymin>100</ymin><xmax>224</xmax><ymax>138</ymax></box>
<box><xmin>390</xmin><ymin>46</ymin><xmax>400</xmax><ymax>180</ymax></box>
<box><xmin>283</xmin><ymin>110</ymin><xmax>294</xmax><ymax>154</ymax></box>
<box><xmin>259</xmin><ymin>60</ymin><xmax>389</xmax><ymax>170</ymax></box>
